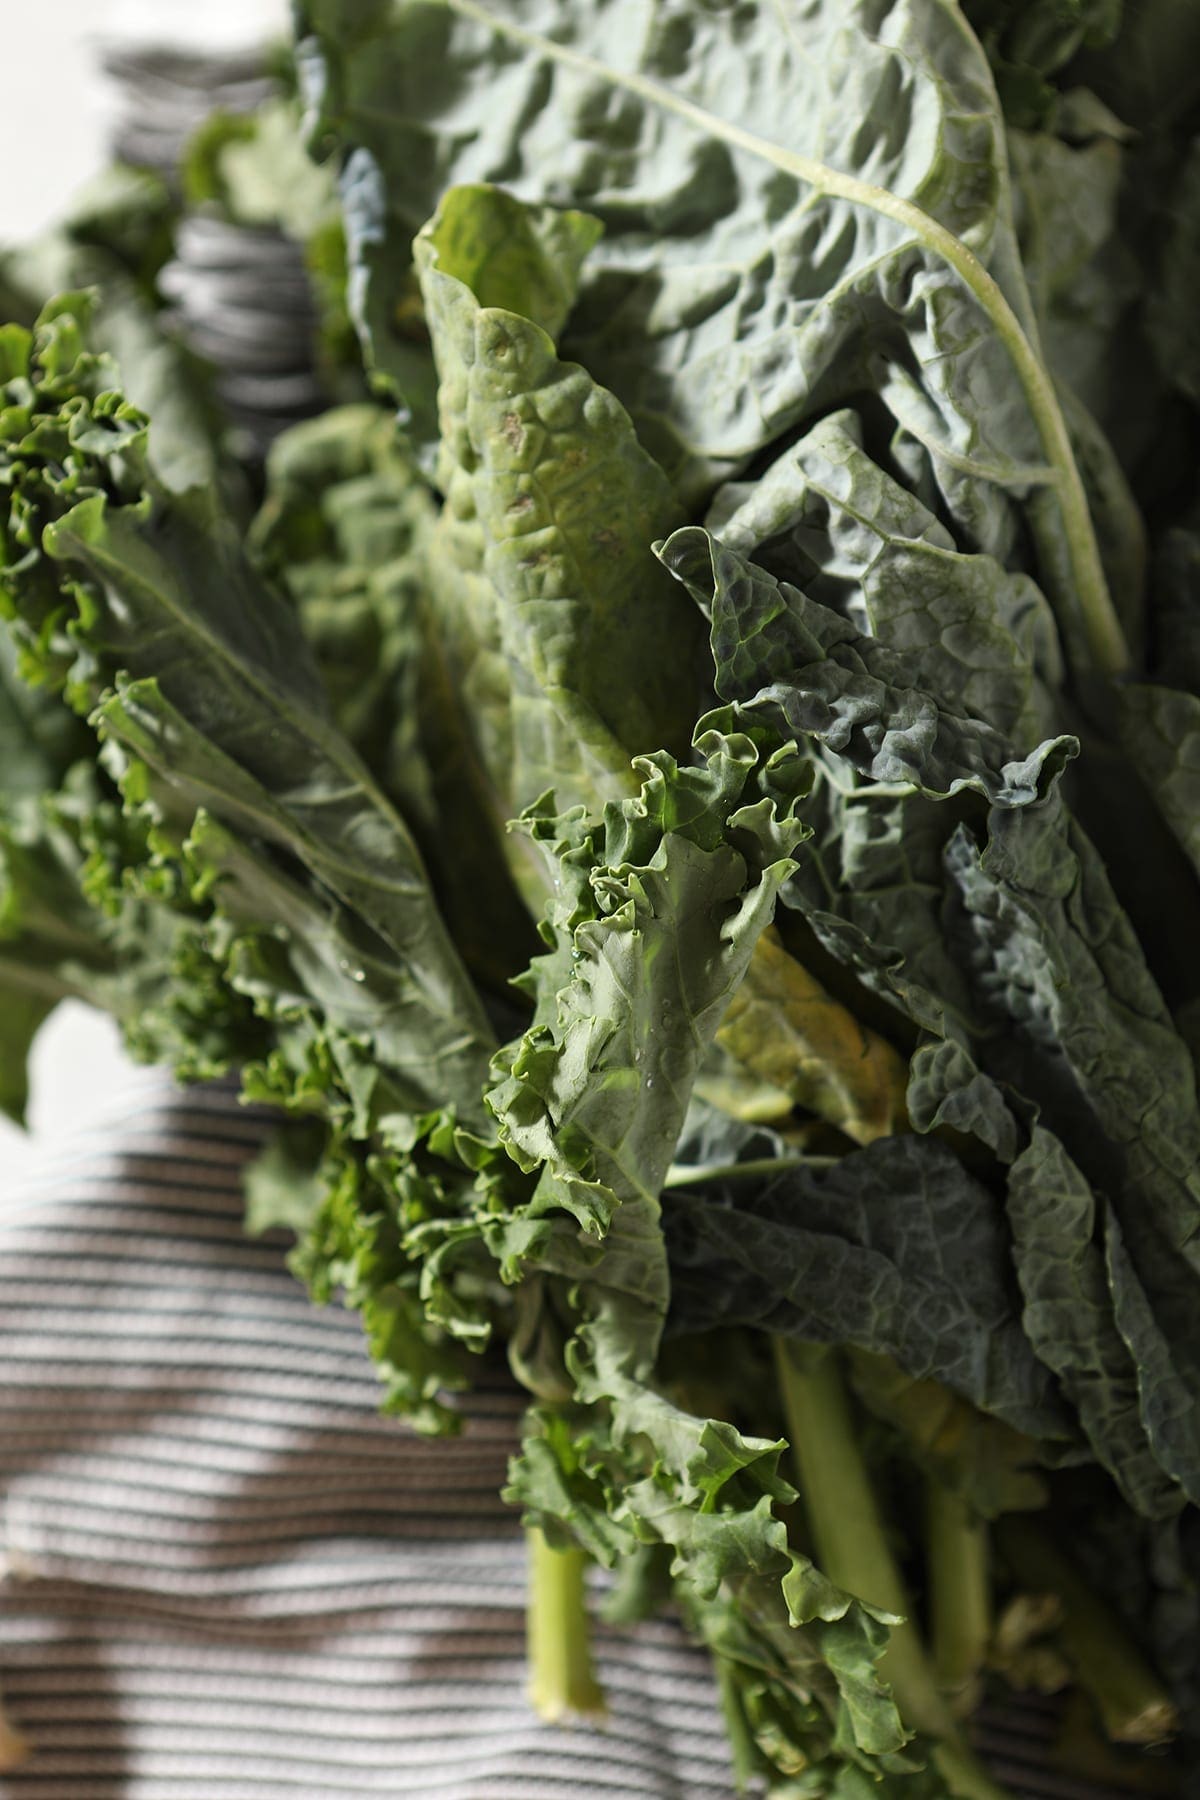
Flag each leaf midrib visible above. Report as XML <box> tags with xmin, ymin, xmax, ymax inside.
<box><xmin>442</xmin><ymin>0</ymin><xmax>1129</xmax><ymax>680</ymax></box>
<box><xmin>56</xmin><ymin>515</ymin><xmax>435</xmax><ymax>901</ymax></box>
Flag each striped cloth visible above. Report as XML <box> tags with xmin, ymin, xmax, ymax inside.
<box><xmin>0</xmin><ymin>1078</ymin><xmax>736</xmax><ymax>1799</ymax></box>
<box><xmin>0</xmin><ymin>1079</ymin><xmax>1121</xmax><ymax>1799</ymax></box>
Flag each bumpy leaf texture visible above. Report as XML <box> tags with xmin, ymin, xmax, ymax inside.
<box><xmin>664</xmin><ymin>1128</ymin><xmax>1076</xmax><ymax>1447</ymax></box>
<box><xmin>297</xmin><ymin>0</ymin><xmax>1127</xmax><ymax>679</ymax></box>
<box><xmin>415</xmin><ymin>183</ymin><xmax>703</xmax><ymax>879</ymax></box>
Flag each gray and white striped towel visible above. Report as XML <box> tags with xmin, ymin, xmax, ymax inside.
<box><xmin>0</xmin><ymin>1078</ymin><xmax>736</xmax><ymax>1799</ymax></box>
<box><xmin>0</xmin><ymin>1079</ymin><xmax>1118</xmax><ymax>1799</ymax></box>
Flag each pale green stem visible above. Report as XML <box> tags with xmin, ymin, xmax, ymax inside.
<box><xmin>772</xmin><ymin>1342</ymin><xmax>1011</xmax><ymax>1800</ymax></box>
<box><xmin>447</xmin><ymin>0</ymin><xmax>1131</xmax><ymax>680</ymax></box>
<box><xmin>663</xmin><ymin>1153</ymin><xmax>839</xmax><ymax>1188</ymax></box>
<box><xmin>713</xmin><ymin>1652</ymin><xmax>762</xmax><ymax>1790</ymax></box>
<box><xmin>526</xmin><ymin>1527</ymin><xmax>606</xmax><ymax>1722</ymax></box>
<box><xmin>928</xmin><ymin>1481</ymin><xmax>991</xmax><ymax>1718</ymax></box>
<box><xmin>997</xmin><ymin>1517</ymin><xmax>1178</xmax><ymax>1746</ymax></box>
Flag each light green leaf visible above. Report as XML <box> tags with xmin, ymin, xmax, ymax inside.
<box><xmin>415</xmin><ymin>184</ymin><xmax>703</xmax><ymax>869</ymax></box>
<box><xmin>1</xmin><ymin>302</ymin><xmax>496</xmax><ymax>1136</ymax></box>
<box><xmin>715</xmin><ymin>925</ymin><xmax>909</xmax><ymax>1145</ymax></box>
<box><xmin>474</xmin><ymin>735</ymin><xmax>914</xmax><ymax>1777</ymax></box>
<box><xmin>184</xmin><ymin>99</ymin><xmax>340</xmax><ymax>243</ymax></box>
<box><xmin>1006</xmin><ymin>1125</ymin><xmax>1183</xmax><ymax>1519</ymax></box>
<box><xmin>98</xmin><ymin>685</ymin><xmax>493</xmax><ymax>1137</ymax></box>
<box><xmin>0</xmin><ymin>985</ymin><xmax>53</xmax><ymax>1125</ymax></box>
<box><xmin>0</xmin><ymin>167</ymin><xmax>224</xmax><ymax>494</ymax></box>
<box><xmin>242</xmin><ymin>1119</ymin><xmax>329</xmax><ymax>1238</ymax></box>
<box><xmin>486</xmin><ymin>727</ymin><xmax>808</xmax><ymax>1296</ymax></box>
<box><xmin>292</xmin><ymin>1131</ymin><xmax>478</xmax><ymax>1433</ymax></box>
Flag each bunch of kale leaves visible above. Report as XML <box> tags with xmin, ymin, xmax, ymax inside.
<box><xmin>3</xmin><ymin>1</ymin><xmax>1200</xmax><ymax>1793</ymax></box>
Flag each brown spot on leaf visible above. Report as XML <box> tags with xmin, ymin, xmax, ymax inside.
<box><xmin>501</xmin><ymin>411</ymin><xmax>524</xmax><ymax>450</ymax></box>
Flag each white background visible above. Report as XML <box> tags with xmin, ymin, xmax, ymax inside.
<box><xmin>1</xmin><ymin>1</ymin><xmax>287</xmax><ymax>1182</ymax></box>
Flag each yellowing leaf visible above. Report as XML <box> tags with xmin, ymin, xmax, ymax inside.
<box><xmin>717</xmin><ymin>926</ymin><xmax>908</xmax><ymax>1145</ymax></box>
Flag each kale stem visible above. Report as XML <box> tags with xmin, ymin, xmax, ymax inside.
<box><xmin>928</xmin><ymin>1480</ymin><xmax>991</xmax><ymax>1717</ymax></box>
<box><xmin>772</xmin><ymin>1341</ymin><xmax>1011</xmax><ymax>1800</ymax></box>
<box><xmin>772</xmin><ymin>1341</ymin><xmax>947</xmax><ymax>1730</ymax></box>
<box><xmin>526</xmin><ymin>1526</ymin><xmax>606</xmax><ymax>1722</ymax></box>
<box><xmin>996</xmin><ymin>1517</ymin><xmax>1178</xmax><ymax>1746</ymax></box>
<box><xmin>713</xmin><ymin>1651</ymin><xmax>762</xmax><ymax>1789</ymax></box>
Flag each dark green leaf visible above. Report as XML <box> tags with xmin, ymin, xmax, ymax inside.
<box><xmin>664</xmin><ymin>1132</ymin><xmax>1074</xmax><ymax>1445</ymax></box>
<box><xmin>1007</xmin><ymin>1125</ymin><xmax>1183</xmax><ymax>1518</ymax></box>
<box><xmin>706</xmin><ymin>409</ymin><xmax>1065</xmax><ymax>750</ymax></box>
<box><xmin>659</xmin><ymin>526</ymin><xmax>1076</xmax><ymax>808</ymax></box>
<box><xmin>249</xmin><ymin>401</ymin><xmax>538</xmax><ymax>989</ymax></box>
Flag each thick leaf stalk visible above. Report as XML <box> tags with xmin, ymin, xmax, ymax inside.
<box><xmin>773</xmin><ymin>1341</ymin><xmax>1011</xmax><ymax>1800</ymax></box>
<box><xmin>928</xmin><ymin>1481</ymin><xmax>991</xmax><ymax>1718</ymax></box>
<box><xmin>526</xmin><ymin>1527</ymin><xmax>605</xmax><ymax>1722</ymax></box>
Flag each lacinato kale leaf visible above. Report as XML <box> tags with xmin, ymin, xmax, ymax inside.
<box><xmin>663</xmin><ymin>1130</ymin><xmax>1076</xmax><ymax>1448</ymax></box>
<box><xmin>296</xmin><ymin>0</ymin><xmax>1129</xmax><ymax>683</ymax></box>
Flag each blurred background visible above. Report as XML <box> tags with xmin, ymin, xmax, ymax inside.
<box><xmin>0</xmin><ymin>0</ymin><xmax>287</xmax><ymax>1179</ymax></box>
